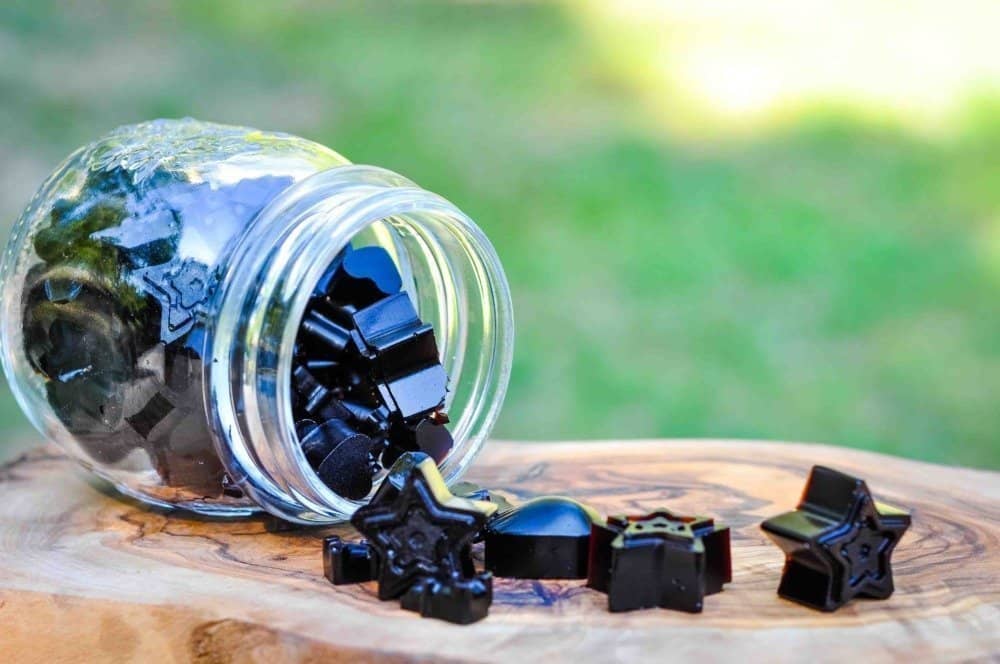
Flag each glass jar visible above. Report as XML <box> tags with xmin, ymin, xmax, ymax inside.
<box><xmin>0</xmin><ymin>119</ymin><xmax>513</xmax><ymax>523</ymax></box>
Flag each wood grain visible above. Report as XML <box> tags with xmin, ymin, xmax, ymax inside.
<box><xmin>0</xmin><ymin>440</ymin><xmax>997</xmax><ymax>663</ymax></box>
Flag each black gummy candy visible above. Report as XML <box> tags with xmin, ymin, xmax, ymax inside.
<box><xmin>349</xmin><ymin>292</ymin><xmax>440</xmax><ymax>375</ymax></box>
<box><xmin>377</xmin><ymin>364</ymin><xmax>448</xmax><ymax>421</ymax></box>
<box><xmin>323</xmin><ymin>535</ymin><xmax>380</xmax><ymax>585</ymax></box>
<box><xmin>390</xmin><ymin>417</ymin><xmax>454</xmax><ymax>464</ymax></box>
<box><xmin>587</xmin><ymin>509</ymin><xmax>732</xmax><ymax>613</ymax></box>
<box><xmin>485</xmin><ymin>496</ymin><xmax>601</xmax><ymax>579</ymax></box>
<box><xmin>291</xmin><ymin>365</ymin><xmax>335</xmax><ymax>416</ymax></box>
<box><xmin>297</xmin><ymin>419</ymin><xmax>334</xmax><ymax>466</ymax></box>
<box><xmin>312</xmin><ymin>244</ymin><xmax>353</xmax><ymax>298</ymax></box>
<box><xmin>328</xmin><ymin>245</ymin><xmax>404</xmax><ymax>306</ymax></box>
<box><xmin>350</xmin><ymin>452</ymin><xmax>497</xmax><ymax>600</ymax></box>
<box><xmin>760</xmin><ymin>465</ymin><xmax>911</xmax><ymax>612</ymax></box>
<box><xmin>400</xmin><ymin>572</ymin><xmax>493</xmax><ymax>625</ymax></box>
<box><xmin>300</xmin><ymin>309</ymin><xmax>353</xmax><ymax>356</ymax></box>
<box><xmin>292</xmin><ymin>244</ymin><xmax>453</xmax><ymax>507</ymax></box>
<box><xmin>315</xmin><ymin>427</ymin><xmax>377</xmax><ymax>500</ymax></box>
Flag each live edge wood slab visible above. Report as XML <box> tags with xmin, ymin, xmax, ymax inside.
<box><xmin>0</xmin><ymin>441</ymin><xmax>997</xmax><ymax>664</ymax></box>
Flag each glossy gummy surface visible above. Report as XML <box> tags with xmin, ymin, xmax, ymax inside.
<box><xmin>322</xmin><ymin>535</ymin><xmax>380</xmax><ymax>585</ymax></box>
<box><xmin>760</xmin><ymin>465</ymin><xmax>911</xmax><ymax>612</ymax></box>
<box><xmin>587</xmin><ymin>509</ymin><xmax>732</xmax><ymax>613</ymax></box>
<box><xmin>350</xmin><ymin>452</ymin><xmax>496</xmax><ymax>600</ymax></box>
<box><xmin>400</xmin><ymin>572</ymin><xmax>493</xmax><ymax>625</ymax></box>
<box><xmin>484</xmin><ymin>496</ymin><xmax>601</xmax><ymax>579</ymax></box>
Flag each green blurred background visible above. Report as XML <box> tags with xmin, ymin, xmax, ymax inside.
<box><xmin>1</xmin><ymin>1</ymin><xmax>998</xmax><ymax>468</ymax></box>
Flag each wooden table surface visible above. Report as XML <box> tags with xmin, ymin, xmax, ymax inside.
<box><xmin>0</xmin><ymin>440</ymin><xmax>997</xmax><ymax>663</ymax></box>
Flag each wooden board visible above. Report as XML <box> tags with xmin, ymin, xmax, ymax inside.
<box><xmin>0</xmin><ymin>440</ymin><xmax>997</xmax><ymax>663</ymax></box>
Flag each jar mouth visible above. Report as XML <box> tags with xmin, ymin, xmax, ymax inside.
<box><xmin>208</xmin><ymin>165</ymin><xmax>513</xmax><ymax>523</ymax></box>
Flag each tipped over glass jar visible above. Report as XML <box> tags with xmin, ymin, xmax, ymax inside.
<box><xmin>0</xmin><ymin>119</ymin><xmax>514</xmax><ymax>523</ymax></box>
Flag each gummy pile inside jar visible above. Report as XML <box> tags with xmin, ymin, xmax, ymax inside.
<box><xmin>22</xmin><ymin>165</ymin><xmax>296</xmax><ymax>499</ymax></box>
<box><xmin>291</xmin><ymin>244</ymin><xmax>453</xmax><ymax>500</ymax></box>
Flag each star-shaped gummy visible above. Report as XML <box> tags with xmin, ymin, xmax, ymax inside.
<box><xmin>133</xmin><ymin>258</ymin><xmax>212</xmax><ymax>342</ymax></box>
<box><xmin>350</xmin><ymin>452</ymin><xmax>497</xmax><ymax>600</ymax></box>
<box><xmin>760</xmin><ymin>465</ymin><xmax>911</xmax><ymax>611</ymax></box>
<box><xmin>586</xmin><ymin>508</ymin><xmax>731</xmax><ymax>613</ymax></box>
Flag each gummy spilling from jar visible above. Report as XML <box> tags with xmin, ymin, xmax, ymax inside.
<box><xmin>292</xmin><ymin>244</ymin><xmax>453</xmax><ymax>500</ymax></box>
<box><xmin>22</xmin><ymin>163</ymin><xmax>296</xmax><ymax>498</ymax></box>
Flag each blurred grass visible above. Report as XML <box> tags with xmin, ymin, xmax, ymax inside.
<box><xmin>0</xmin><ymin>1</ymin><xmax>997</xmax><ymax>467</ymax></box>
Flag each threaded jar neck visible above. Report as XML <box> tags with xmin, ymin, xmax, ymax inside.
<box><xmin>207</xmin><ymin>165</ymin><xmax>513</xmax><ymax>523</ymax></box>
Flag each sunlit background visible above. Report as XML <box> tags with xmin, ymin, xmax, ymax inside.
<box><xmin>1</xmin><ymin>1</ymin><xmax>997</xmax><ymax>467</ymax></box>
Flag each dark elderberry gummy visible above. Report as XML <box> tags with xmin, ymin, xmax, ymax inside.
<box><xmin>410</xmin><ymin>418</ymin><xmax>454</xmax><ymax>463</ymax></box>
<box><xmin>338</xmin><ymin>400</ymin><xmax>392</xmax><ymax>436</ymax></box>
<box><xmin>289</xmin><ymin>243</ymin><xmax>454</xmax><ymax>500</ymax></box>
<box><xmin>323</xmin><ymin>536</ymin><xmax>380</xmax><ymax>585</ymax></box>
<box><xmin>400</xmin><ymin>573</ymin><xmax>493</xmax><ymax>625</ymax></box>
<box><xmin>383</xmin><ymin>413</ymin><xmax>453</xmax><ymax>467</ymax></box>
<box><xmin>327</xmin><ymin>245</ymin><xmax>404</xmax><ymax>306</ymax></box>
<box><xmin>299</xmin><ymin>417</ymin><xmax>366</xmax><ymax>465</ymax></box>
<box><xmin>350</xmin><ymin>452</ymin><xmax>497</xmax><ymax>600</ymax></box>
<box><xmin>292</xmin><ymin>365</ymin><xmax>336</xmax><ymax>416</ymax></box>
<box><xmin>19</xmin><ymin>158</ymin><xmax>297</xmax><ymax>494</ymax></box>
<box><xmin>760</xmin><ymin>465</ymin><xmax>911</xmax><ymax>612</ymax></box>
<box><xmin>312</xmin><ymin>245</ymin><xmax>353</xmax><ymax>299</ymax></box>
<box><xmin>300</xmin><ymin>309</ymin><xmax>353</xmax><ymax>356</ymax></box>
<box><xmin>349</xmin><ymin>292</ymin><xmax>440</xmax><ymax>376</ymax></box>
<box><xmin>315</xmin><ymin>429</ymin><xmax>377</xmax><ymax>500</ymax></box>
<box><xmin>485</xmin><ymin>496</ymin><xmax>601</xmax><ymax>579</ymax></box>
<box><xmin>587</xmin><ymin>509</ymin><xmax>732</xmax><ymax>613</ymax></box>
<box><xmin>377</xmin><ymin>364</ymin><xmax>448</xmax><ymax>421</ymax></box>
<box><xmin>298</xmin><ymin>418</ymin><xmax>339</xmax><ymax>465</ymax></box>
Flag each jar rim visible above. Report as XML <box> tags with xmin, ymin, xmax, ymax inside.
<box><xmin>207</xmin><ymin>164</ymin><xmax>514</xmax><ymax>523</ymax></box>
